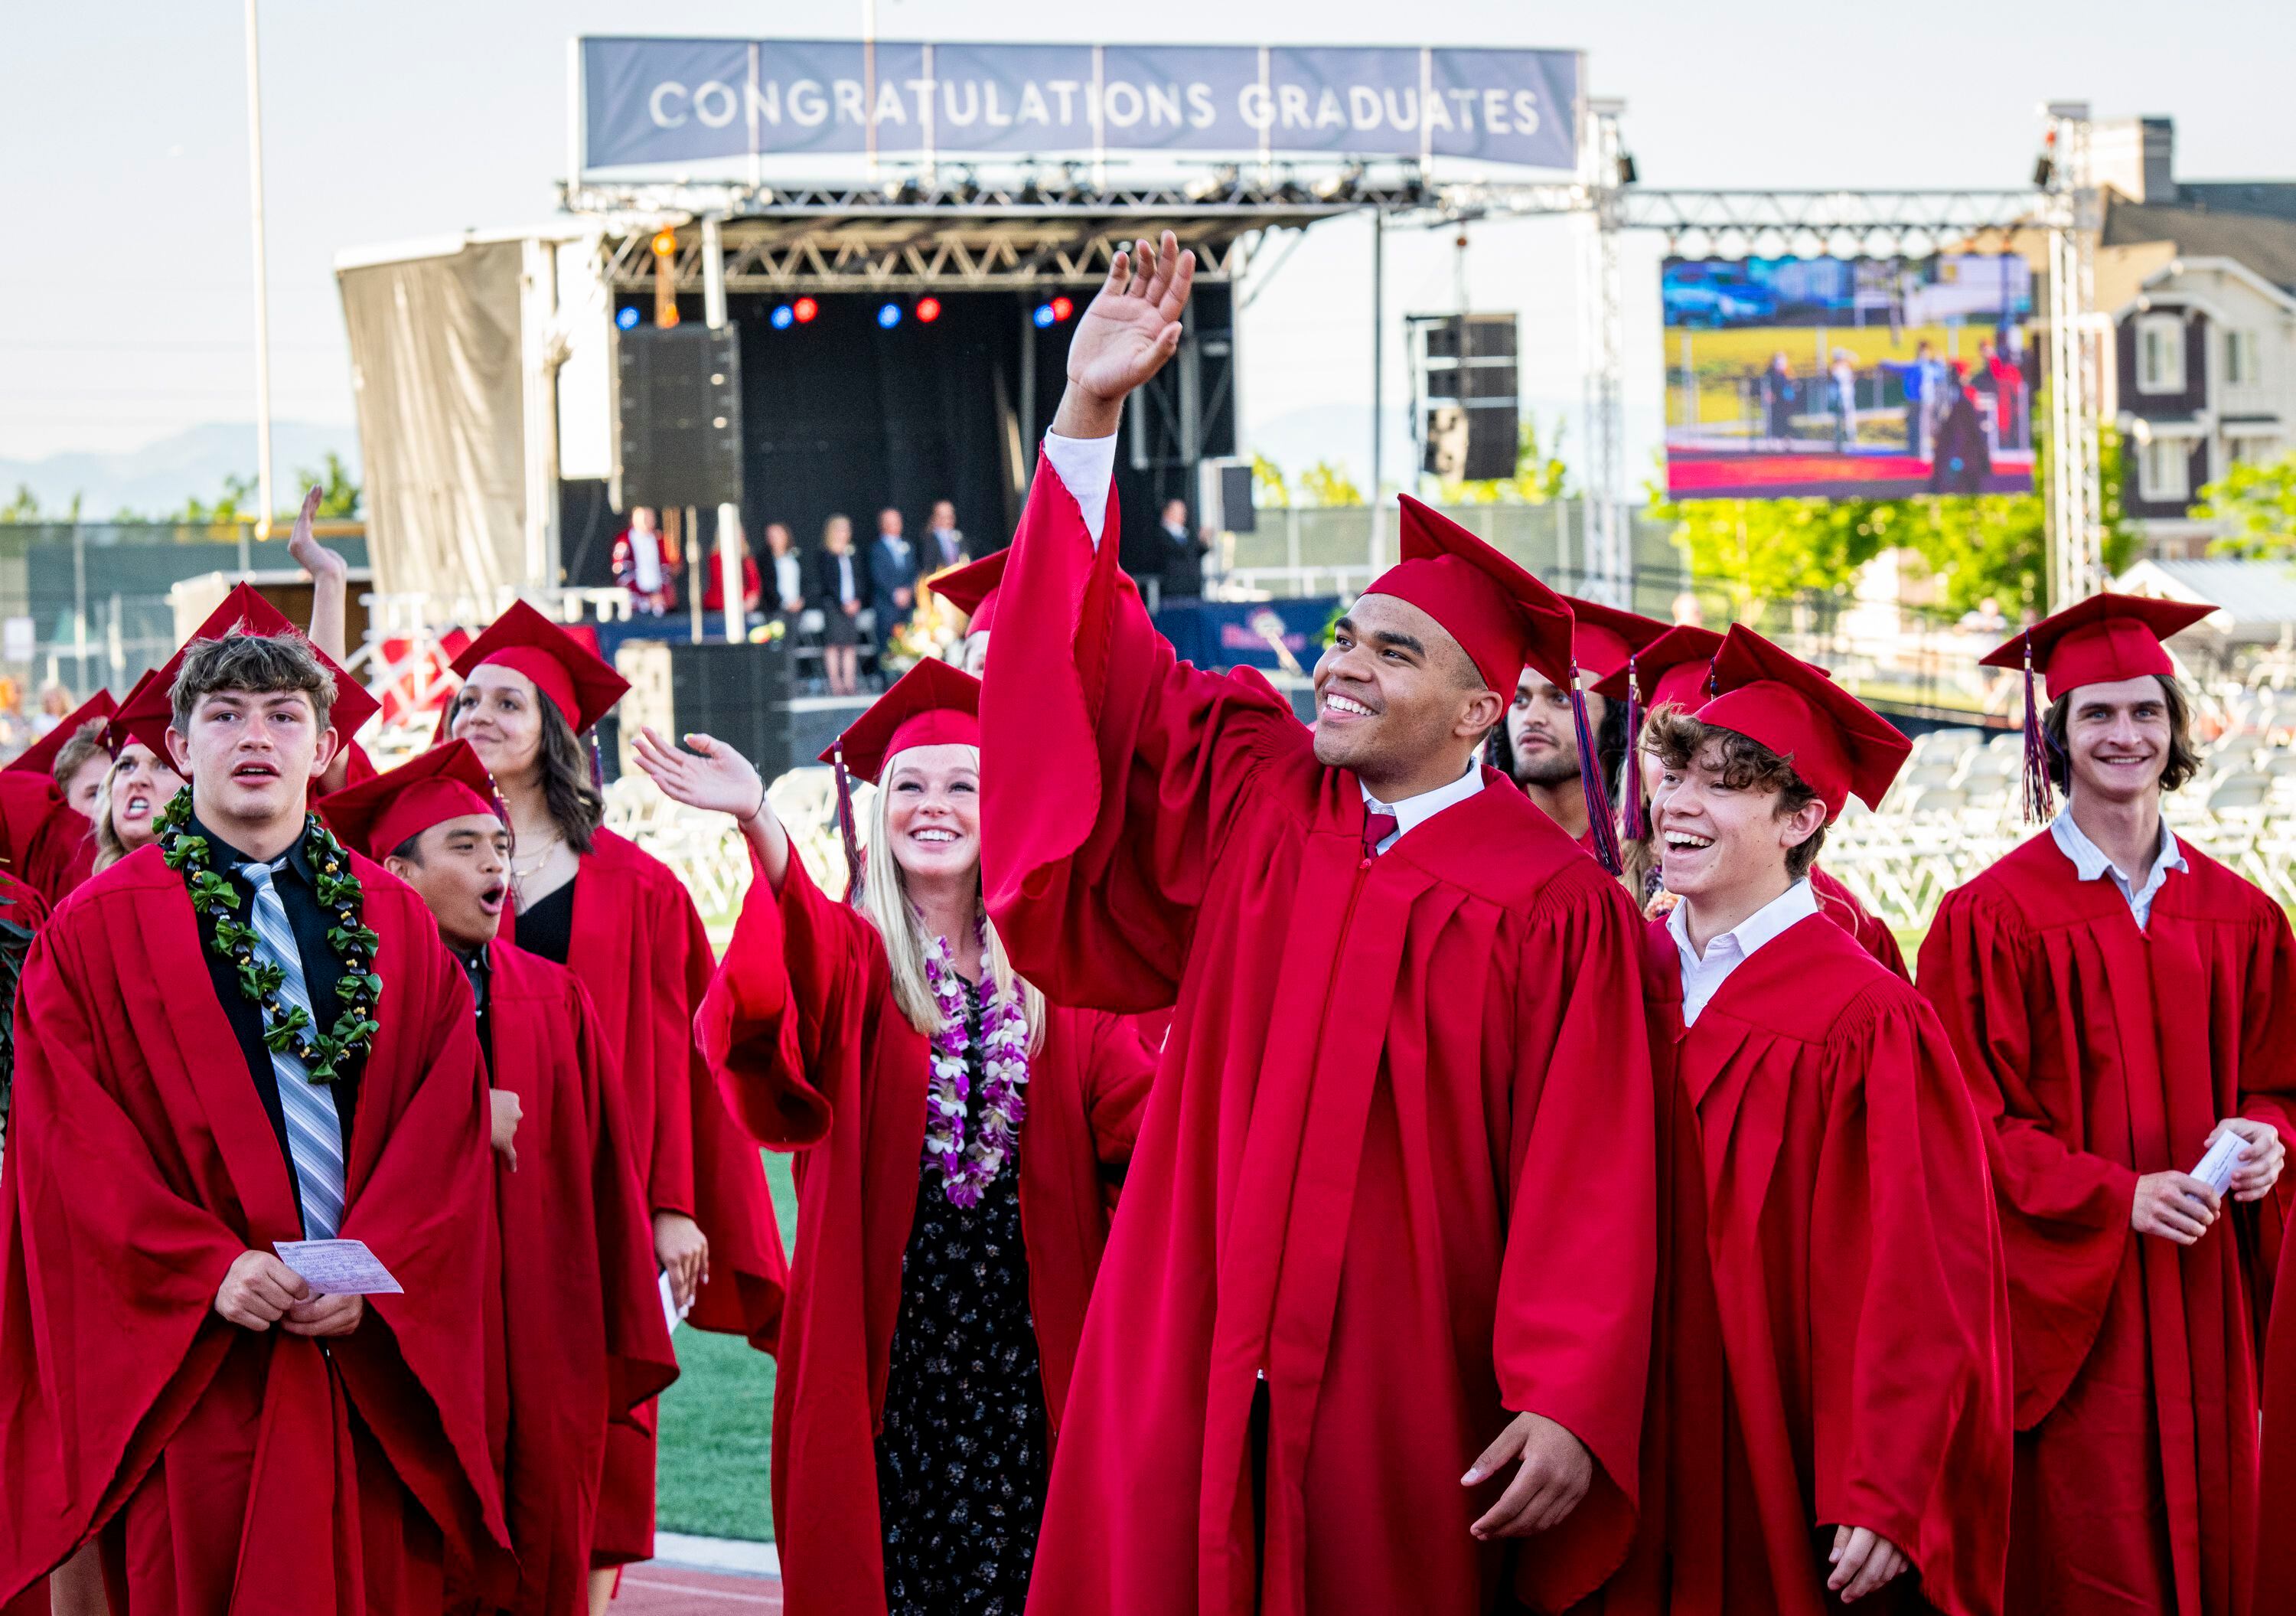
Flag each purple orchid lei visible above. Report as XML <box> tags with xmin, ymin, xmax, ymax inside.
<box><xmin>919</xmin><ymin>919</ymin><xmax>1031</xmax><ymax>1208</ymax></box>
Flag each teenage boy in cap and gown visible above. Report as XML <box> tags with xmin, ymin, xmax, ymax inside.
<box><xmin>1917</xmin><ymin>594</ymin><xmax>2295</xmax><ymax>1616</ymax></box>
<box><xmin>1600</xmin><ymin>627</ymin><xmax>1907</xmax><ymax>978</ymax></box>
<box><xmin>0</xmin><ymin>603</ymin><xmax>507</xmax><ymax>1613</ymax></box>
<box><xmin>1590</xmin><ymin>624</ymin><xmax>2011</xmax><ymax>1616</ymax></box>
<box><xmin>632</xmin><ymin>661</ymin><xmax>1153</xmax><ymax>1616</ymax></box>
<box><xmin>442</xmin><ymin>601</ymin><xmax>784</xmax><ymax>1602</ymax></box>
<box><xmin>318</xmin><ymin>743</ymin><xmax>682</xmax><ymax>1616</ymax></box>
<box><xmin>976</xmin><ymin>232</ymin><xmax>1657</xmax><ymax>1616</ymax></box>
<box><xmin>1508</xmin><ymin>599</ymin><xmax>1666</xmax><ymax>862</ymax></box>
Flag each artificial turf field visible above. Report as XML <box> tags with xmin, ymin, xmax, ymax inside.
<box><xmin>655</xmin><ymin>1150</ymin><xmax>797</xmax><ymax>1541</ymax></box>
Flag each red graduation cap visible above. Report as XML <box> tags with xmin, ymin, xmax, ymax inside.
<box><xmin>1695</xmin><ymin>625</ymin><xmax>1913</xmax><ymax>822</ymax></box>
<box><xmin>819</xmin><ymin>657</ymin><xmax>981</xmax><ymax>785</ymax></box>
<box><xmin>1559</xmin><ymin>597</ymin><xmax>1669</xmax><ymax>690</ymax></box>
<box><xmin>1593</xmin><ymin>624</ymin><xmax>1724</xmax><ymax>843</ymax></box>
<box><xmin>5</xmin><ymin>690</ymin><xmax>115</xmax><ymax>781</ymax></box>
<box><xmin>103</xmin><ymin>669</ymin><xmax>165</xmax><ymax>757</ymax></box>
<box><xmin>113</xmin><ymin>584</ymin><xmax>380</xmax><ymax>762</ymax></box>
<box><xmin>1366</xmin><ymin>498</ymin><xmax>1621</xmax><ymax>871</ymax></box>
<box><xmin>316</xmin><ymin>739</ymin><xmax>498</xmax><ymax>862</ymax></box>
<box><xmin>817</xmin><ymin>658</ymin><xmax>981</xmax><ymax>901</ymax></box>
<box><xmin>451</xmin><ymin>599</ymin><xmax>630</xmax><ymax>735</ymax></box>
<box><xmin>930</xmin><ymin>550</ymin><xmax>1008</xmax><ymax>636</ymax></box>
<box><xmin>1978</xmin><ymin>592</ymin><xmax>2215</xmax><ymax>821</ymax></box>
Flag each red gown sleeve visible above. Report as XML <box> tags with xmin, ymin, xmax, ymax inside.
<box><xmin>980</xmin><ymin>455</ymin><xmax>1302</xmax><ymax>1014</ymax></box>
<box><xmin>1916</xmin><ymin>889</ymin><xmax>2135</xmax><ymax>1428</ymax></box>
<box><xmin>1499</xmin><ymin>873</ymin><xmax>1659</xmax><ymax>1610</ymax></box>
<box><xmin>569</xmin><ymin>974</ymin><xmax>681</xmax><ymax>1421</ymax></box>
<box><xmin>1081</xmin><ymin>1007</ymin><xmax>1156</xmax><ymax>1177</ymax></box>
<box><xmin>0</xmin><ymin>925</ymin><xmax>250</xmax><ymax>1592</ymax></box>
<box><xmin>1810</xmin><ymin>990</ymin><xmax>2011</xmax><ymax>1616</ymax></box>
<box><xmin>696</xmin><ymin>849</ymin><xmax>879</xmax><ymax>1150</ymax></box>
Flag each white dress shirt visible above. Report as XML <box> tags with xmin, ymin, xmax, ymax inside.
<box><xmin>1361</xmin><ymin>762</ymin><xmax>1486</xmax><ymax>854</ymax></box>
<box><xmin>773</xmin><ymin>550</ymin><xmax>803</xmax><ymax>609</ymax></box>
<box><xmin>1040</xmin><ymin>431</ymin><xmax>1485</xmax><ymax>849</ymax></box>
<box><xmin>1667</xmin><ymin>877</ymin><xmax>1822</xmax><ymax>1027</ymax></box>
<box><xmin>1042</xmin><ymin>430</ymin><xmax>1120</xmax><ymax>545</ymax></box>
<box><xmin>2048</xmin><ymin>805</ymin><xmax>2187</xmax><ymax>929</ymax></box>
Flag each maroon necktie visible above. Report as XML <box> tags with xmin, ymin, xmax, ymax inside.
<box><xmin>1362</xmin><ymin>811</ymin><xmax>1399</xmax><ymax>859</ymax></box>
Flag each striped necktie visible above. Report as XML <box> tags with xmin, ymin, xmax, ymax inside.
<box><xmin>240</xmin><ymin>860</ymin><xmax>345</xmax><ymax>1240</ymax></box>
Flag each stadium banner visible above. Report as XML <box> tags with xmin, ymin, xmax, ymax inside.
<box><xmin>580</xmin><ymin>38</ymin><xmax>1580</xmax><ymax>171</ymax></box>
<box><xmin>1662</xmin><ymin>253</ymin><xmax>2039</xmax><ymax>501</ymax></box>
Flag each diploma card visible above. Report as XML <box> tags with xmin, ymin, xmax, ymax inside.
<box><xmin>660</xmin><ymin>1270</ymin><xmax>687</xmax><ymax>1333</ymax></box>
<box><xmin>2191</xmin><ymin>1132</ymin><xmax>2248</xmax><ymax>1197</ymax></box>
<box><xmin>274</xmin><ymin>1239</ymin><xmax>405</xmax><ymax>1296</ymax></box>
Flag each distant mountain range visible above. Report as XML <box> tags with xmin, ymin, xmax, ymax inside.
<box><xmin>0</xmin><ymin>422</ymin><xmax>363</xmax><ymax>519</ymax></box>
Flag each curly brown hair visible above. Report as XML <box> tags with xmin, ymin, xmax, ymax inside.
<box><xmin>168</xmin><ymin>634</ymin><xmax>335</xmax><ymax>734</ymax></box>
<box><xmin>2041</xmin><ymin>675</ymin><xmax>2201</xmax><ymax>795</ymax></box>
<box><xmin>1642</xmin><ymin>703</ymin><xmax>1828</xmax><ymax>879</ymax></box>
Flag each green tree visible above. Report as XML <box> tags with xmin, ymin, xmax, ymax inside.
<box><xmin>2198</xmin><ymin>448</ymin><xmax>2296</xmax><ymax>558</ymax></box>
<box><xmin>0</xmin><ymin>486</ymin><xmax>41</xmax><ymax>524</ymax></box>
<box><xmin>1899</xmin><ymin>495</ymin><xmax>2047</xmax><ymax>617</ymax></box>
<box><xmin>1297</xmin><ymin>459</ymin><xmax>1365</xmax><ymax>507</ymax></box>
<box><xmin>295</xmin><ymin>452</ymin><xmax>362</xmax><ymax>519</ymax></box>
<box><xmin>1251</xmin><ymin>452</ymin><xmax>1290</xmax><ymax>508</ymax></box>
<box><xmin>175</xmin><ymin>473</ymin><xmax>259</xmax><ymax>526</ymax></box>
<box><xmin>1658</xmin><ymin>497</ymin><xmax>1893</xmax><ymax>622</ymax></box>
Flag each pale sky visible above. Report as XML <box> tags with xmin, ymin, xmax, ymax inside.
<box><xmin>6</xmin><ymin>0</ymin><xmax>2294</xmax><ymax>495</ymax></box>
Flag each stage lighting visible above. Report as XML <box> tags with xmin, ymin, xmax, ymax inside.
<box><xmin>651</xmin><ymin>227</ymin><xmax>678</xmax><ymax>259</ymax></box>
<box><xmin>1032</xmin><ymin>302</ymin><xmax>1057</xmax><ymax>329</ymax></box>
<box><xmin>878</xmin><ymin>302</ymin><xmax>903</xmax><ymax>329</ymax></box>
<box><xmin>916</xmin><ymin>296</ymin><xmax>942</xmax><ymax>324</ymax></box>
<box><xmin>615</xmin><ymin>306</ymin><xmax>641</xmax><ymax>331</ymax></box>
<box><xmin>769</xmin><ymin>303</ymin><xmax>795</xmax><ymax>331</ymax></box>
<box><xmin>793</xmin><ymin>297</ymin><xmax>819</xmax><ymax>324</ymax></box>
<box><xmin>1051</xmin><ymin>296</ymin><xmax>1074</xmax><ymax>322</ymax></box>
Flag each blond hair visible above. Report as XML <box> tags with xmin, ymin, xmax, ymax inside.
<box><xmin>858</xmin><ymin>744</ymin><xmax>1045</xmax><ymax>1053</ymax></box>
<box><xmin>90</xmin><ymin>754</ymin><xmax>138</xmax><ymax>873</ymax></box>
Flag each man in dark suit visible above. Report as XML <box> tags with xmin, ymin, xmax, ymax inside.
<box><xmin>1157</xmin><ymin>497</ymin><xmax>1207</xmax><ymax>603</ymax></box>
<box><xmin>867</xmin><ymin>506</ymin><xmax>916</xmax><ymax>677</ymax></box>
<box><xmin>924</xmin><ymin>499</ymin><xmax>968</xmax><ymax>572</ymax></box>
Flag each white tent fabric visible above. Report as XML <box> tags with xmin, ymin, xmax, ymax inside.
<box><xmin>338</xmin><ymin>240</ymin><xmax>528</xmax><ymax>605</ymax></box>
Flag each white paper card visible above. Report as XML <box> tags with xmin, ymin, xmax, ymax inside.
<box><xmin>660</xmin><ymin>1271</ymin><xmax>688</xmax><ymax>1334</ymax></box>
<box><xmin>274</xmin><ymin>1239</ymin><xmax>404</xmax><ymax>1296</ymax></box>
<box><xmin>2191</xmin><ymin>1131</ymin><xmax>2249</xmax><ymax>1197</ymax></box>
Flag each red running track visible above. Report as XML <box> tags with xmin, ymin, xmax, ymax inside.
<box><xmin>612</xmin><ymin>1562</ymin><xmax>784</xmax><ymax>1612</ymax></box>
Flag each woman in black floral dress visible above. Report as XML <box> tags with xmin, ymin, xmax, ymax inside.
<box><xmin>639</xmin><ymin>661</ymin><xmax>1155</xmax><ymax>1616</ymax></box>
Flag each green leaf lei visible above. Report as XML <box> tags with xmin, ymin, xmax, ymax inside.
<box><xmin>157</xmin><ymin>791</ymin><xmax>382</xmax><ymax>1085</ymax></box>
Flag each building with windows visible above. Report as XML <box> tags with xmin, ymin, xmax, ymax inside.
<box><xmin>2092</xmin><ymin>118</ymin><xmax>2296</xmax><ymax>556</ymax></box>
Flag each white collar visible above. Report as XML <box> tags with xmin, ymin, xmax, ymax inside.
<box><xmin>1360</xmin><ymin>759</ymin><xmax>1486</xmax><ymax>841</ymax></box>
<box><xmin>2049</xmin><ymin>804</ymin><xmax>2184</xmax><ymax>887</ymax></box>
<box><xmin>1667</xmin><ymin>877</ymin><xmax>1821</xmax><ymax>966</ymax></box>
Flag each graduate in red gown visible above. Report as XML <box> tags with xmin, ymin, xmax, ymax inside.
<box><xmin>1600</xmin><ymin>627</ymin><xmax>1907</xmax><ymax>977</ymax></box>
<box><xmin>444</xmin><ymin>603</ymin><xmax>784</xmax><ymax>1596</ymax></box>
<box><xmin>633</xmin><ymin>661</ymin><xmax>1153</xmax><ymax>1616</ymax></box>
<box><xmin>0</xmin><ymin>691</ymin><xmax>116</xmax><ymax>905</ymax></box>
<box><xmin>1601</xmin><ymin>625</ymin><xmax>2011</xmax><ymax>1615</ymax></box>
<box><xmin>1508</xmin><ymin>599</ymin><xmax>1666</xmax><ymax>862</ymax></box>
<box><xmin>978</xmin><ymin>234</ymin><xmax>1656</xmax><ymax>1616</ymax></box>
<box><xmin>0</xmin><ymin>616</ymin><xmax>507</xmax><ymax>1613</ymax></box>
<box><xmin>321</xmin><ymin>743</ymin><xmax>682</xmax><ymax>1616</ymax></box>
<box><xmin>1917</xmin><ymin>594</ymin><xmax>2295</xmax><ymax>1616</ymax></box>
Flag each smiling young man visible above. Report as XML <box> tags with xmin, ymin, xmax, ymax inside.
<box><xmin>1597</xmin><ymin>624</ymin><xmax>2011</xmax><ymax>1616</ymax></box>
<box><xmin>1918</xmin><ymin>594</ymin><xmax>2296</xmax><ymax>1616</ymax></box>
<box><xmin>0</xmin><ymin>616</ymin><xmax>507</xmax><ymax>1613</ymax></box>
<box><xmin>321</xmin><ymin>742</ymin><xmax>677</xmax><ymax>1616</ymax></box>
<box><xmin>977</xmin><ymin>232</ymin><xmax>1656</xmax><ymax>1616</ymax></box>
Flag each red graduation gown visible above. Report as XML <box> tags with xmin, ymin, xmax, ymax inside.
<box><xmin>978</xmin><ymin>460</ymin><xmax>1658</xmax><ymax>1616</ymax></box>
<box><xmin>1916</xmin><ymin>834</ymin><xmax>2296</xmax><ymax>1616</ymax></box>
<box><xmin>483</xmin><ymin>939</ymin><xmax>680</xmax><ymax>1615</ymax></box>
<box><xmin>0</xmin><ymin>843</ymin><xmax>509</xmax><ymax>1612</ymax></box>
<box><xmin>693</xmin><ymin>852</ymin><xmax>1153</xmax><ymax>1616</ymax></box>
<box><xmin>2255</xmin><ymin>1225</ymin><xmax>2296</xmax><ymax>1602</ymax></box>
<box><xmin>1808</xmin><ymin>863</ymin><xmax>1908</xmax><ymax>981</ymax></box>
<box><xmin>1605</xmin><ymin>911</ymin><xmax>2010</xmax><ymax>1616</ymax></box>
<box><xmin>556</xmin><ymin>829</ymin><xmax>785</xmax><ymax>1563</ymax></box>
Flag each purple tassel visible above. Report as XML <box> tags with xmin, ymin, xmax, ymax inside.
<box><xmin>833</xmin><ymin>740</ymin><xmax>866</xmax><ymax>905</ymax></box>
<box><xmin>1571</xmin><ymin>674</ymin><xmax>1623</xmax><ymax>877</ymax></box>
<box><xmin>588</xmin><ymin>732</ymin><xmax>605</xmax><ymax>791</ymax></box>
<box><xmin>2019</xmin><ymin>638</ymin><xmax>2056</xmax><ymax>824</ymax></box>
<box><xmin>1620</xmin><ymin>655</ymin><xmax>1651</xmax><ymax>843</ymax></box>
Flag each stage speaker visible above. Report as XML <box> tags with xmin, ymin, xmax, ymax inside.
<box><xmin>614</xmin><ymin>325</ymin><xmax>745</xmax><ymax>511</ymax></box>
<box><xmin>616</xmin><ymin>638</ymin><xmax>797</xmax><ymax>782</ymax></box>
<box><xmin>1414</xmin><ymin>314</ymin><xmax>1520</xmax><ymax>482</ymax></box>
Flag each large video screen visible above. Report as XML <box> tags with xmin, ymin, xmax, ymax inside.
<box><xmin>1662</xmin><ymin>253</ymin><xmax>2037</xmax><ymax>501</ymax></box>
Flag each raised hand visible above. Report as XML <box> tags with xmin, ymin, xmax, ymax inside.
<box><xmin>1055</xmin><ymin>231</ymin><xmax>1196</xmax><ymax>437</ymax></box>
<box><xmin>633</xmin><ymin>726</ymin><xmax>767</xmax><ymax>821</ymax></box>
<box><xmin>285</xmin><ymin>485</ymin><xmax>345</xmax><ymax>585</ymax></box>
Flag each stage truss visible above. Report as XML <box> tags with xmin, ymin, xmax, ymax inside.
<box><xmin>565</xmin><ymin>103</ymin><xmax>2108</xmax><ymax>606</ymax></box>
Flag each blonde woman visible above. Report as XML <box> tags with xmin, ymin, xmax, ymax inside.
<box><xmin>816</xmin><ymin>514</ymin><xmax>864</xmax><ymax>696</ymax></box>
<box><xmin>89</xmin><ymin>739</ymin><xmax>185</xmax><ymax>875</ymax></box>
<box><xmin>632</xmin><ymin>659</ymin><xmax>1151</xmax><ymax>1616</ymax></box>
